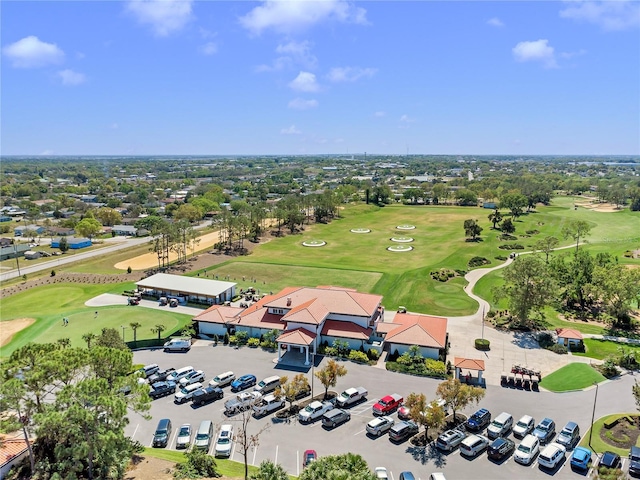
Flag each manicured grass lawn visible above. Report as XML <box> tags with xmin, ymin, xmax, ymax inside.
<box><xmin>1</xmin><ymin>283</ymin><xmax>192</xmax><ymax>358</ymax></box>
<box><xmin>539</xmin><ymin>363</ymin><xmax>606</xmax><ymax>392</ymax></box>
<box><xmin>579</xmin><ymin>413</ymin><xmax>638</xmax><ymax>456</ymax></box>
<box><xmin>574</xmin><ymin>338</ymin><xmax>640</xmax><ymax>360</ymax></box>
<box><xmin>142</xmin><ymin>448</ymin><xmax>297</xmax><ymax>479</ymax></box>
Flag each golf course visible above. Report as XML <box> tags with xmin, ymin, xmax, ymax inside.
<box><xmin>2</xmin><ymin>196</ymin><xmax>639</xmax><ymax>359</ymax></box>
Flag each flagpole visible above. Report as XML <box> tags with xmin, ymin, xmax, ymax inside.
<box><xmin>481</xmin><ymin>305</ymin><xmax>485</xmax><ymax>340</ymax></box>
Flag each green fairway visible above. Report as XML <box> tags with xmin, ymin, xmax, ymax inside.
<box><xmin>201</xmin><ymin>200</ymin><xmax>639</xmax><ymax>316</ymax></box>
<box><xmin>539</xmin><ymin>363</ymin><xmax>606</xmax><ymax>392</ymax></box>
<box><xmin>1</xmin><ymin>283</ymin><xmax>192</xmax><ymax>358</ymax></box>
<box><xmin>574</xmin><ymin>338</ymin><xmax>640</xmax><ymax>360</ymax></box>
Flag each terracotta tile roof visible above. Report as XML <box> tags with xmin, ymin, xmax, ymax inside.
<box><xmin>193</xmin><ymin>305</ymin><xmax>242</xmax><ymax>324</ymax></box>
<box><xmin>282</xmin><ymin>298</ymin><xmax>329</xmax><ymax>325</ymax></box>
<box><xmin>321</xmin><ymin>320</ymin><xmax>372</xmax><ymax>340</ymax></box>
<box><xmin>276</xmin><ymin>327</ymin><xmax>316</xmax><ymax>346</ymax></box>
<box><xmin>266</xmin><ymin>286</ymin><xmax>382</xmax><ymax>317</ymax></box>
<box><xmin>555</xmin><ymin>328</ymin><xmax>583</xmax><ymax>340</ymax></box>
<box><xmin>385</xmin><ymin>313</ymin><xmax>447</xmax><ymax>348</ymax></box>
<box><xmin>0</xmin><ymin>435</ymin><xmax>28</xmax><ymax>467</ymax></box>
<box><xmin>375</xmin><ymin>321</ymin><xmax>402</xmax><ymax>334</ymax></box>
<box><xmin>454</xmin><ymin>357</ymin><xmax>486</xmax><ymax>371</ymax></box>
<box><xmin>237</xmin><ymin>311</ymin><xmax>284</xmax><ymax>330</ymax></box>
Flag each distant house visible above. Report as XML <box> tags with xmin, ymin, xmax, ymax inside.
<box><xmin>0</xmin><ymin>244</ymin><xmax>29</xmax><ymax>261</ymax></box>
<box><xmin>24</xmin><ymin>250</ymin><xmax>43</xmax><ymax>260</ymax></box>
<box><xmin>556</xmin><ymin>328</ymin><xmax>583</xmax><ymax>348</ymax></box>
<box><xmin>14</xmin><ymin>225</ymin><xmax>44</xmax><ymax>237</ymax></box>
<box><xmin>112</xmin><ymin>225</ymin><xmax>138</xmax><ymax>236</ymax></box>
<box><xmin>51</xmin><ymin>237</ymin><xmax>92</xmax><ymax>249</ymax></box>
<box><xmin>47</xmin><ymin>227</ymin><xmax>75</xmax><ymax>236</ymax></box>
<box><xmin>0</xmin><ymin>238</ymin><xmax>13</xmax><ymax>247</ymax></box>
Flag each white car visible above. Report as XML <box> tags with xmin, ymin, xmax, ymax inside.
<box><xmin>514</xmin><ymin>434</ymin><xmax>540</xmax><ymax>465</ymax></box>
<box><xmin>179</xmin><ymin>370</ymin><xmax>205</xmax><ymax>386</ymax></box>
<box><xmin>459</xmin><ymin>434</ymin><xmax>489</xmax><ymax>458</ymax></box>
<box><xmin>175</xmin><ymin>424</ymin><xmax>191</xmax><ymax>449</ymax></box>
<box><xmin>174</xmin><ymin>382</ymin><xmax>203</xmax><ymax>403</ymax></box>
<box><xmin>209</xmin><ymin>371</ymin><xmax>236</xmax><ymax>388</ymax></box>
<box><xmin>513</xmin><ymin>415</ymin><xmax>535</xmax><ymax>438</ymax></box>
<box><xmin>215</xmin><ymin>424</ymin><xmax>234</xmax><ymax>457</ymax></box>
<box><xmin>366</xmin><ymin>416</ymin><xmax>395</xmax><ymax>437</ymax></box>
<box><xmin>374</xmin><ymin>467</ymin><xmax>389</xmax><ymax>479</ymax></box>
<box><xmin>538</xmin><ymin>442</ymin><xmax>566</xmax><ymax>469</ymax></box>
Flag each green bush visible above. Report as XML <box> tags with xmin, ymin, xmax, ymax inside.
<box><xmin>599</xmin><ymin>358</ymin><xmax>620</xmax><ymax>378</ymax></box>
<box><xmin>475</xmin><ymin>339</ymin><xmax>490</xmax><ymax>350</ymax></box>
<box><xmin>174</xmin><ymin>448</ymin><xmax>220</xmax><ymax>479</ymax></box>
<box><xmin>525</xmin><ymin>229</ymin><xmax>540</xmax><ymax>235</ymax></box>
<box><xmin>223</xmin><ymin>332</ymin><xmax>229</xmax><ymax>345</ymax></box>
<box><xmin>548</xmin><ymin>344</ymin><xmax>568</xmax><ymax>354</ymax></box>
<box><xmin>228</xmin><ymin>335</ymin><xmax>238</xmax><ymax>345</ymax></box>
<box><xmin>235</xmin><ymin>331</ymin><xmax>249</xmax><ymax>345</ymax></box>
<box><xmin>247</xmin><ymin>337</ymin><xmax>260</xmax><ymax>347</ymax></box>
<box><xmin>324</xmin><ymin>346</ymin><xmax>338</xmax><ymax>357</ymax></box>
<box><xmin>468</xmin><ymin>256</ymin><xmax>490</xmax><ymax>268</ymax></box>
<box><xmin>538</xmin><ymin>332</ymin><xmax>555</xmax><ymax>348</ymax></box>
<box><xmin>498</xmin><ymin>243</ymin><xmax>525</xmax><ymax>250</ymax></box>
<box><xmin>425</xmin><ymin>359</ymin><xmax>447</xmax><ymax>376</ymax></box>
<box><xmin>367</xmin><ymin>349</ymin><xmax>380</xmax><ymax>360</ymax></box>
<box><xmin>348</xmin><ymin>350</ymin><xmax>369</xmax><ymax>363</ymax></box>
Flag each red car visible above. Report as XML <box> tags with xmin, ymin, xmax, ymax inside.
<box><xmin>372</xmin><ymin>394</ymin><xmax>403</xmax><ymax>416</ymax></box>
<box><xmin>303</xmin><ymin>449</ymin><xmax>317</xmax><ymax>468</ymax></box>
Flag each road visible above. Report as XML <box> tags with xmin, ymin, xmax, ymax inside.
<box><xmin>0</xmin><ymin>222</ymin><xmax>212</xmax><ymax>283</ymax></box>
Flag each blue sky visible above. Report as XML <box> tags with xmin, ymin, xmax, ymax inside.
<box><xmin>2</xmin><ymin>0</ymin><xmax>639</xmax><ymax>156</ymax></box>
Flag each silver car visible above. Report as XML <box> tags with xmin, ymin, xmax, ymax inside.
<box><xmin>175</xmin><ymin>424</ymin><xmax>191</xmax><ymax>449</ymax></box>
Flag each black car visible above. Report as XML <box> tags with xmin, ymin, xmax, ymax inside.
<box><xmin>466</xmin><ymin>408</ymin><xmax>491</xmax><ymax>432</ymax></box>
<box><xmin>147</xmin><ymin>368</ymin><xmax>176</xmax><ymax>384</ymax></box>
<box><xmin>152</xmin><ymin>418</ymin><xmax>172</xmax><ymax>448</ymax></box>
<box><xmin>149</xmin><ymin>381</ymin><xmax>177</xmax><ymax>399</ymax></box>
<box><xmin>487</xmin><ymin>437</ymin><xmax>515</xmax><ymax>461</ymax></box>
<box><xmin>600</xmin><ymin>451</ymin><xmax>621</xmax><ymax>469</ymax></box>
<box><xmin>191</xmin><ymin>386</ymin><xmax>224</xmax><ymax>406</ymax></box>
<box><xmin>389</xmin><ymin>420</ymin><xmax>419</xmax><ymax>442</ymax></box>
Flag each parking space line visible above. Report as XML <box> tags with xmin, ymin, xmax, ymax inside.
<box><xmin>530</xmin><ymin>460</ymin><xmax>537</xmax><ymax>469</ymax></box>
<box><xmin>131</xmin><ymin>423</ymin><xmax>139</xmax><ymax>440</ymax></box>
<box><xmin>252</xmin><ymin>446</ymin><xmax>258</xmax><ymax>465</ymax></box>
<box><xmin>296</xmin><ymin>451</ymin><xmax>299</xmax><ymax>477</ymax></box>
<box><xmin>169</xmin><ymin>429</ymin><xmax>178</xmax><ymax>449</ymax></box>
<box><xmin>274</xmin><ymin>444</ymin><xmax>278</xmax><ymax>465</ymax></box>
<box><xmin>353</xmin><ymin>428</ymin><xmax>366</xmax><ymax>436</ymax></box>
<box><xmin>389</xmin><ymin>471</ymin><xmax>395</xmax><ymax>480</ymax></box>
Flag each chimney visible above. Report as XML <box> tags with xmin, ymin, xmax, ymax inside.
<box><xmin>286</xmin><ymin>297</ymin><xmax>291</xmax><ymax>306</ymax></box>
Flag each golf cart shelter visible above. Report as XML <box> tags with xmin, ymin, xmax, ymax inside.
<box><xmin>454</xmin><ymin>357</ymin><xmax>485</xmax><ymax>386</ymax></box>
<box><xmin>136</xmin><ymin>273</ymin><xmax>236</xmax><ymax>306</ymax></box>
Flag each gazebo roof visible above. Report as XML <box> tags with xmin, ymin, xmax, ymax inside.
<box><xmin>555</xmin><ymin>328</ymin><xmax>583</xmax><ymax>340</ymax></box>
<box><xmin>454</xmin><ymin>357</ymin><xmax>486</xmax><ymax>371</ymax></box>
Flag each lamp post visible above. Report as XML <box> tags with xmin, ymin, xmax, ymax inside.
<box><xmin>588</xmin><ymin>381</ymin><xmax>599</xmax><ymax>448</ymax></box>
<box><xmin>121</xmin><ymin>325</ymin><xmax>126</xmax><ymax>342</ymax></box>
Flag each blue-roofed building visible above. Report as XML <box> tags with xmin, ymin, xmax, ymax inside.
<box><xmin>51</xmin><ymin>237</ymin><xmax>92</xmax><ymax>249</ymax></box>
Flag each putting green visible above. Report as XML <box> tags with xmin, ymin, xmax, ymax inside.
<box><xmin>387</xmin><ymin>245</ymin><xmax>414</xmax><ymax>252</ymax></box>
<box><xmin>433</xmin><ymin>283</ymin><xmax>460</xmax><ymax>294</ymax></box>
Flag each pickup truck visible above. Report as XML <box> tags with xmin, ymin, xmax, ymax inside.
<box><xmin>336</xmin><ymin>387</ymin><xmax>368</xmax><ymax>408</ymax></box>
<box><xmin>149</xmin><ymin>381</ymin><xmax>176</xmax><ymax>399</ymax></box>
<box><xmin>252</xmin><ymin>394</ymin><xmax>285</xmax><ymax>417</ymax></box>
<box><xmin>372</xmin><ymin>393</ymin><xmax>403</xmax><ymax>415</ymax></box>
<box><xmin>298</xmin><ymin>400</ymin><xmax>334</xmax><ymax>423</ymax></box>
<box><xmin>224</xmin><ymin>391</ymin><xmax>262</xmax><ymax>414</ymax></box>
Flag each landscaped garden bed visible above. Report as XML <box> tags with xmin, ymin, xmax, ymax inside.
<box><xmin>580</xmin><ymin>414</ymin><xmax>640</xmax><ymax>456</ymax></box>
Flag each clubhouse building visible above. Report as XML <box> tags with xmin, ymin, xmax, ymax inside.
<box><xmin>193</xmin><ymin>285</ymin><xmax>448</xmax><ymax>365</ymax></box>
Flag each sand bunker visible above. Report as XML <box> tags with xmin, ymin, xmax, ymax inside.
<box><xmin>114</xmin><ymin>230</ymin><xmax>224</xmax><ymax>271</ymax></box>
<box><xmin>1</xmin><ymin>318</ymin><xmax>35</xmax><ymax>346</ymax></box>
<box><xmin>574</xmin><ymin>201</ymin><xmax>621</xmax><ymax>213</ymax></box>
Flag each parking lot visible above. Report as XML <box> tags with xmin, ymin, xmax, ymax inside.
<box><xmin>127</xmin><ymin>341</ymin><xmax>638</xmax><ymax>479</ymax></box>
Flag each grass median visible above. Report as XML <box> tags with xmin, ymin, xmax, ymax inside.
<box><xmin>539</xmin><ymin>363</ymin><xmax>605</xmax><ymax>392</ymax></box>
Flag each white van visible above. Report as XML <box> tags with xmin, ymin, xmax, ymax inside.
<box><xmin>194</xmin><ymin>420</ymin><xmax>214</xmax><ymax>451</ymax></box>
<box><xmin>254</xmin><ymin>375</ymin><xmax>282</xmax><ymax>394</ymax></box>
<box><xmin>164</xmin><ymin>338</ymin><xmax>191</xmax><ymax>352</ymax></box>
<box><xmin>514</xmin><ymin>434</ymin><xmax>540</xmax><ymax>465</ymax></box>
<box><xmin>487</xmin><ymin>412</ymin><xmax>513</xmax><ymax>439</ymax></box>
<box><xmin>209</xmin><ymin>371</ymin><xmax>235</xmax><ymax>388</ymax></box>
<box><xmin>167</xmin><ymin>366</ymin><xmax>195</xmax><ymax>383</ymax></box>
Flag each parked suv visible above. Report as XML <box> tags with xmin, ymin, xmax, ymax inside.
<box><xmin>514</xmin><ymin>434</ymin><xmax>540</xmax><ymax>465</ymax></box>
<box><xmin>465</xmin><ymin>408</ymin><xmax>491</xmax><ymax>432</ymax></box>
<box><xmin>209</xmin><ymin>371</ymin><xmax>236</xmax><ymax>388</ymax></box>
<box><xmin>152</xmin><ymin>418</ymin><xmax>172</xmax><ymax>448</ymax></box>
<box><xmin>149</xmin><ymin>381</ymin><xmax>176</xmax><ymax>399</ymax></box>
<box><xmin>630</xmin><ymin>446</ymin><xmax>640</xmax><ymax>477</ymax></box>
<box><xmin>322</xmin><ymin>409</ymin><xmax>351</xmax><ymax>428</ymax></box>
<box><xmin>556</xmin><ymin>421</ymin><xmax>580</xmax><ymax>449</ymax></box>
<box><xmin>532</xmin><ymin>418</ymin><xmax>556</xmax><ymax>444</ymax></box>
<box><xmin>191</xmin><ymin>386</ymin><xmax>224</xmax><ymax>406</ymax></box>
<box><xmin>459</xmin><ymin>434</ymin><xmax>489</xmax><ymax>458</ymax></box>
<box><xmin>513</xmin><ymin>415</ymin><xmax>535</xmax><ymax>438</ymax></box>
<box><xmin>435</xmin><ymin>429</ymin><xmax>467</xmax><ymax>452</ymax></box>
<box><xmin>389</xmin><ymin>421</ymin><xmax>419</xmax><ymax>442</ymax></box>
<box><xmin>487</xmin><ymin>412</ymin><xmax>513</xmax><ymax>439</ymax></box>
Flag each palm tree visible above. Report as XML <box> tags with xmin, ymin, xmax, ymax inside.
<box><xmin>151</xmin><ymin>324</ymin><xmax>166</xmax><ymax>341</ymax></box>
<box><xmin>250</xmin><ymin>460</ymin><xmax>288</xmax><ymax>480</ymax></box>
<box><xmin>129</xmin><ymin>322</ymin><xmax>142</xmax><ymax>345</ymax></box>
<box><xmin>82</xmin><ymin>332</ymin><xmax>97</xmax><ymax>349</ymax></box>
<box><xmin>488</xmin><ymin>208</ymin><xmax>502</xmax><ymax>229</ymax></box>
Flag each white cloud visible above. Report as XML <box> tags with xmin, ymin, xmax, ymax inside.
<box><xmin>512</xmin><ymin>39</ymin><xmax>557</xmax><ymax>68</ymax></box>
<box><xmin>399</xmin><ymin>114</ymin><xmax>414</xmax><ymax>123</ymax></box>
<box><xmin>57</xmin><ymin>69</ymin><xmax>86</xmax><ymax>86</ymax></box>
<box><xmin>288</xmin><ymin>98</ymin><xmax>319</xmax><ymax>110</ymax></box>
<box><xmin>373</xmin><ymin>111</ymin><xmax>386</xmax><ymax>117</ymax></box>
<box><xmin>559</xmin><ymin>48</ymin><xmax>587</xmax><ymax>59</ymax></box>
<box><xmin>126</xmin><ymin>0</ymin><xmax>193</xmax><ymax>36</ymax></box>
<box><xmin>239</xmin><ymin>0</ymin><xmax>368</xmax><ymax>35</ymax></box>
<box><xmin>257</xmin><ymin>40</ymin><xmax>317</xmax><ymax>72</ymax></box>
<box><xmin>487</xmin><ymin>17</ymin><xmax>505</xmax><ymax>27</ymax></box>
<box><xmin>288</xmin><ymin>71</ymin><xmax>320</xmax><ymax>92</ymax></box>
<box><xmin>281</xmin><ymin>125</ymin><xmax>301</xmax><ymax>135</ymax></box>
<box><xmin>560</xmin><ymin>0</ymin><xmax>640</xmax><ymax>31</ymax></box>
<box><xmin>326</xmin><ymin>66</ymin><xmax>377</xmax><ymax>83</ymax></box>
<box><xmin>200</xmin><ymin>42</ymin><xmax>218</xmax><ymax>55</ymax></box>
<box><xmin>2</xmin><ymin>36</ymin><xmax>64</xmax><ymax>68</ymax></box>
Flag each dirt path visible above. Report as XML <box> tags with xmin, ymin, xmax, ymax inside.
<box><xmin>125</xmin><ymin>455</ymin><xmax>234</xmax><ymax>480</ymax></box>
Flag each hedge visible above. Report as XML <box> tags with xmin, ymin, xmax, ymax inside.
<box><xmin>475</xmin><ymin>339</ymin><xmax>490</xmax><ymax>351</ymax></box>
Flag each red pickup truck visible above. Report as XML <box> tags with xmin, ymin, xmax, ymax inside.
<box><xmin>372</xmin><ymin>393</ymin><xmax>403</xmax><ymax>415</ymax></box>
